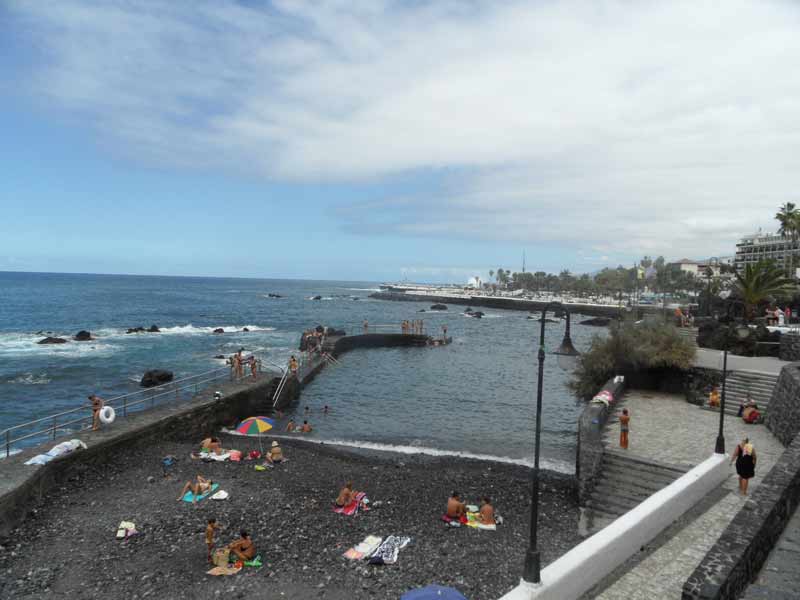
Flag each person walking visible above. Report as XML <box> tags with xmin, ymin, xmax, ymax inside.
<box><xmin>731</xmin><ymin>437</ymin><xmax>757</xmax><ymax>495</ymax></box>
<box><xmin>619</xmin><ymin>408</ymin><xmax>630</xmax><ymax>449</ymax></box>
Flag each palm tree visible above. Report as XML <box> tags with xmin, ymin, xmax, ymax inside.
<box><xmin>733</xmin><ymin>259</ymin><xmax>795</xmax><ymax>321</ymax></box>
<box><xmin>489</xmin><ymin>269</ymin><xmax>494</xmax><ymax>282</ymax></box>
<box><xmin>775</xmin><ymin>202</ymin><xmax>799</xmax><ymax>278</ymax></box>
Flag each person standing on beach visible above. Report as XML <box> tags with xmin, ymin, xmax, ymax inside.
<box><xmin>205</xmin><ymin>518</ymin><xmax>219</xmax><ymax>563</ymax></box>
<box><xmin>731</xmin><ymin>438</ymin><xmax>757</xmax><ymax>495</ymax></box>
<box><xmin>89</xmin><ymin>394</ymin><xmax>104</xmax><ymax>431</ymax></box>
<box><xmin>289</xmin><ymin>355</ymin><xmax>299</xmax><ymax>376</ymax></box>
<box><xmin>235</xmin><ymin>350</ymin><xmax>245</xmax><ymax>378</ymax></box>
<box><xmin>250</xmin><ymin>357</ymin><xmax>257</xmax><ymax>379</ymax></box>
<box><xmin>619</xmin><ymin>408</ymin><xmax>630</xmax><ymax>449</ymax></box>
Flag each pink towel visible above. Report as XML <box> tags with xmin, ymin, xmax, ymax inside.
<box><xmin>333</xmin><ymin>492</ymin><xmax>367</xmax><ymax>515</ymax></box>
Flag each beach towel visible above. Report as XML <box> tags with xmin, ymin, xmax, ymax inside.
<box><xmin>25</xmin><ymin>439</ymin><xmax>87</xmax><ymax>466</ymax></box>
<box><xmin>243</xmin><ymin>555</ymin><xmax>263</xmax><ymax>568</ymax></box>
<box><xmin>333</xmin><ymin>492</ymin><xmax>368</xmax><ymax>516</ymax></box>
<box><xmin>204</xmin><ymin>452</ymin><xmax>230</xmax><ymax>462</ymax></box>
<box><xmin>206</xmin><ymin>565</ymin><xmax>241</xmax><ymax>576</ymax></box>
<box><xmin>465</xmin><ymin>512</ymin><xmax>497</xmax><ymax>531</ymax></box>
<box><xmin>441</xmin><ymin>514</ymin><xmax>468</xmax><ymax>526</ymax></box>
<box><xmin>183</xmin><ymin>483</ymin><xmax>219</xmax><ymax>503</ymax></box>
<box><xmin>116</xmin><ymin>521</ymin><xmax>136</xmax><ymax>539</ymax></box>
<box><xmin>368</xmin><ymin>535</ymin><xmax>411</xmax><ymax>565</ymax></box>
<box><xmin>344</xmin><ymin>535</ymin><xmax>383</xmax><ymax>560</ymax></box>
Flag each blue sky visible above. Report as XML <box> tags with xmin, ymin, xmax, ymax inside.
<box><xmin>2</xmin><ymin>1</ymin><xmax>799</xmax><ymax>282</ymax></box>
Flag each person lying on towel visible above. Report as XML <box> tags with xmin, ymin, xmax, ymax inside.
<box><xmin>177</xmin><ymin>475</ymin><xmax>213</xmax><ymax>503</ymax></box>
<box><xmin>447</xmin><ymin>491</ymin><xmax>466</xmax><ymax>519</ymax></box>
<box><xmin>478</xmin><ymin>496</ymin><xmax>495</xmax><ymax>525</ymax></box>
<box><xmin>228</xmin><ymin>530</ymin><xmax>256</xmax><ymax>561</ymax></box>
<box><xmin>335</xmin><ymin>481</ymin><xmax>359</xmax><ymax>507</ymax></box>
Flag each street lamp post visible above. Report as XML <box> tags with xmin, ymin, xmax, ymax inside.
<box><xmin>714</xmin><ymin>305</ymin><xmax>750</xmax><ymax>455</ymax></box>
<box><xmin>523</xmin><ymin>302</ymin><xmax>581</xmax><ymax>583</ymax></box>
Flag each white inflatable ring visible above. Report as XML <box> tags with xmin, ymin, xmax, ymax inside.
<box><xmin>99</xmin><ymin>405</ymin><xmax>116</xmax><ymax>424</ymax></box>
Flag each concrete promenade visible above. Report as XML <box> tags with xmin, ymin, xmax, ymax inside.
<box><xmin>588</xmin><ymin>390</ymin><xmax>784</xmax><ymax>600</ymax></box>
<box><xmin>693</xmin><ymin>347</ymin><xmax>790</xmax><ymax>375</ymax></box>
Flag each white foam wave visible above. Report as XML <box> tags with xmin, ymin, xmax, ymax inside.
<box><xmin>235</xmin><ymin>434</ymin><xmax>574</xmax><ymax>474</ymax></box>
<box><xmin>0</xmin><ymin>332</ymin><xmax>120</xmax><ymax>357</ymax></box>
<box><xmin>7</xmin><ymin>373</ymin><xmax>52</xmax><ymax>385</ymax></box>
<box><xmin>343</xmin><ymin>288</ymin><xmax>381</xmax><ymax>292</ymax></box>
<box><xmin>93</xmin><ymin>324</ymin><xmax>276</xmax><ymax>337</ymax></box>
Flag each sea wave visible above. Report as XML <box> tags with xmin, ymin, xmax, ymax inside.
<box><xmin>92</xmin><ymin>324</ymin><xmax>276</xmax><ymax>337</ymax></box>
<box><xmin>227</xmin><ymin>433</ymin><xmax>574</xmax><ymax>474</ymax></box>
<box><xmin>342</xmin><ymin>288</ymin><xmax>381</xmax><ymax>292</ymax></box>
<box><xmin>0</xmin><ymin>332</ymin><xmax>120</xmax><ymax>357</ymax></box>
<box><xmin>5</xmin><ymin>372</ymin><xmax>52</xmax><ymax>385</ymax></box>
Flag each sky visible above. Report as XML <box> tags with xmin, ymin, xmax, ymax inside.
<box><xmin>2</xmin><ymin>1</ymin><xmax>799</xmax><ymax>283</ymax></box>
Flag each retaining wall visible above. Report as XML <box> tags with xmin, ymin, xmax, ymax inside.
<box><xmin>779</xmin><ymin>332</ymin><xmax>800</xmax><ymax>362</ymax></box>
<box><xmin>576</xmin><ymin>378</ymin><xmax>626</xmax><ymax>504</ymax></box>
<box><xmin>681</xmin><ymin>434</ymin><xmax>800</xmax><ymax>599</ymax></box>
<box><xmin>764</xmin><ymin>363</ymin><xmax>800</xmax><ymax>447</ymax></box>
<box><xmin>501</xmin><ymin>454</ymin><xmax>729</xmax><ymax>600</ymax></box>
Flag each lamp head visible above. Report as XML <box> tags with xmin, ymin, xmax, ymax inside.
<box><xmin>554</xmin><ymin>335</ymin><xmax>580</xmax><ymax>371</ymax></box>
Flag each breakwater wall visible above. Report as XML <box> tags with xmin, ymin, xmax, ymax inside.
<box><xmin>370</xmin><ymin>291</ymin><xmax>666</xmax><ymax>319</ymax></box>
<box><xmin>576</xmin><ymin>377</ymin><xmax>626</xmax><ymax>505</ymax></box>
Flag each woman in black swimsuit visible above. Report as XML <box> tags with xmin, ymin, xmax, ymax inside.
<box><xmin>731</xmin><ymin>438</ymin><xmax>756</xmax><ymax>496</ymax></box>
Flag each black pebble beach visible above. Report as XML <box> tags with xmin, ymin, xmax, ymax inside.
<box><xmin>0</xmin><ymin>437</ymin><xmax>580</xmax><ymax>600</ymax></box>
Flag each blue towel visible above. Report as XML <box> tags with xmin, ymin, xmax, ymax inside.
<box><xmin>183</xmin><ymin>483</ymin><xmax>219</xmax><ymax>502</ymax></box>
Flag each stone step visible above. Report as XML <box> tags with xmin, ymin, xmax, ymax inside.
<box><xmin>593</xmin><ymin>481</ymin><xmax>655</xmax><ymax>504</ymax></box>
<box><xmin>585</xmin><ymin>493</ymin><xmax>641</xmax><ymax>516</ymax></box>
<box><xmin>600</xmin><ymin>466</ymin><xmax>681</xmax><ymax>492</ymax></box>
<box><xmin>603</xmin><ymin>450</ymin><xmax>690</xmax><ymax>475</ymax></box>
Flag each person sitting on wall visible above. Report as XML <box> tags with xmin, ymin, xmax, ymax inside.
<box><xmin>708</xmin><ymin>386</ymin><xmax>720</xmax><ymax>408</ymax></box>
<box><xmin>446</xmin><ymin>491</ymin><xmax>466</xmax><ymax>520</ymax></box>
<box><xmin>285</xmin><ymin>419</ymin><xmax>296</xmax><ymax>432</ymax></box>
<box><xmin>228</xmin><ymin>530</ymin><xmax>256</xmax><ymax>561</ymax></box>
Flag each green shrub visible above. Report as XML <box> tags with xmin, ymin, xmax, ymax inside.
<box><xmin>569</xmin><ymin>322</ymin><xmax>696</xmax><ymax>400</ymax></box>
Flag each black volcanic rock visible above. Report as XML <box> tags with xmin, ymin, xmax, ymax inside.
<box><xmin>147</xmin><ymin>324</ymin><xmax>160</xmax><ymax>333</ymax></box>
<box><xmin>580</xmin><ymin>317</ymin><xmax>611</xmax><ymax>326</ymax></box>
<box><xmin>37</xmin><ymin>336</ymin><xmax>67</xmax><ymax>345</ymax></box>
<box><xmin>126</xmin><ymin>326</ymin><xmax>146</xmax><ymax>334</ymax></box>
<box><xmin>140</xmin><ymin>369</ymin><xmax>174</xmax><ymax>388</ymax></box>
<box><xmin>242</xmin><ymin>327</ymin><xmax>250</xmax><ymax>332</ymax></box>
<box><xmin>74</xmin><ymin>330</ymin><xmax>92</xmax><ymax>341</ymax></box>
<box><xmin>430</xmin><ymin>304</ymin><xmax>448</xmax><ymax>311</ymax></box>
<box><xmin>213</xmin><ymin>328</ymin><xmax>225</xmax><ymax>334</ymax></box>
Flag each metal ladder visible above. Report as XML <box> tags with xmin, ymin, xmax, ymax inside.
<box><xmin>271</xmin><ymin>368</ymin><xmax>291</xmax><ymax>408</ymax></box>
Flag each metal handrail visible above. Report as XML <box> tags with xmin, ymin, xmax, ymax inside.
<box><xmin>3</xmin><ymin>354</ymin><xmax>280</xmax><ymax>457</ymax></box>
<box><xmin>349</xmin><ymin>324</ymin><xmax>428</xmax><ymax>335</ymax></box>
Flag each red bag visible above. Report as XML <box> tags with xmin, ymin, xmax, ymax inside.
<box><xmin>247</xmin><ymin>450</ymin><xmax>261</xmax><ymax>460</ymax></box>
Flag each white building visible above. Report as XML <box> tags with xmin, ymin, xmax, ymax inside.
<box><xmin>735</xmin><ymin>231</ymin><xmax>800</xmax><ymax>273</ymax></box>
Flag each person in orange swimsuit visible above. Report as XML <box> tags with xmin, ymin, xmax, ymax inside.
<box><xmin>619</xmin><ymin>408</ymin><xmax>630</xmax><ymax>449</ymax></box>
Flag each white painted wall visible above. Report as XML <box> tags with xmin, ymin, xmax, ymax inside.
<box><xmin>499</xmin><ymin>453</ymin><xmax>729</xmax><ymax>600</ymax></box>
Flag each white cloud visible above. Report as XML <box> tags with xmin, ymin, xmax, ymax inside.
<box><xmin>7</xmin><ymin>0</ymin><xmax>800</xmax><ymax>261</ymax></box>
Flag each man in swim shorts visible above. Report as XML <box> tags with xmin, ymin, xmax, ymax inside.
<box><xmin>447</xmin><ymin>491</ymin><xmax>466</xmax><ymax>519</ymax></box>
<box><xmin>228</xmin><ymin>530</ymin><xmax>256</xmax><ymax>561</ymax></box>
<box><xmin>89</xmin><ymin>394</ymin><xmax>105</xmax><ymax>431</ymax></box>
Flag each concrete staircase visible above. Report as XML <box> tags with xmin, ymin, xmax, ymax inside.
<box><xmin>585</xmin><ymin>450</ymin><xmax>689</xmax><ymax>533</ymax></box>
<box><xmin>712</xmin><ymin>371</ymin><xmax>778</xmax><ymax>416</ymax></box>
<box><xmin>675</xmin><ymin>327</ymin><xmax>699</xmax><ymax>347</ymax></box>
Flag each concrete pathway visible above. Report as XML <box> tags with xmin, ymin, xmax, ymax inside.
<box><xmin>589</xmin><ymin>390</ymin><xmax>785</xmax><ymax>600</ymax></box>
<box><xmin>693</xmin><ymin>347</ymin><xmax>790</xmax><ymax>375</ymax></box>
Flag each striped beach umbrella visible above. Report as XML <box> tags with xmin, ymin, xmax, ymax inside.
<box><xmin>236</xmin><ymin>416</ymin><xmax>275</xmax><ymax>435</ymax></box>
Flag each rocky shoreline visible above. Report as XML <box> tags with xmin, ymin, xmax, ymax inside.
<box><xmin>0</xmin><ymin>437</ymin><xmax>580</xmax><ymax>600</ymax></box>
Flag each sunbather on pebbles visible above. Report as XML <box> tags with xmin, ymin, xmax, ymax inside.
<box><xmin>200</xmin><ymin>436</ymin><xmax>223</xmax><ymax>455</ymax></box>
<box><xmin>447</xmin><ymin>491</ymin><xmax>466</xmax><ymax>519</ymax></box>
<box><xmin>177</xmin><ymin>475</ymin><xmax>213</xmax><ymax>503</ymax></box>
<box><xmin>478</xmin><ymin>496</ymin><xmax>495</xmax><ymax>525</ymax></box>
<box><xmin>335</xmin><ymin>481</ymin><xmax>359</xmax><ymax>508</ymax></box>
<box><xmin>266</xmin><ymin>441</ymin><xmax>284</xmax><ymax>463</ymax></box>
<box><xmin>227</xmin><ymin>530</ymin><xmax>256</xmax><ymax>561</ymax></box>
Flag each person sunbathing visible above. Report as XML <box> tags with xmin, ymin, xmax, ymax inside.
<box><xmin>177</xmin><ymin>475</ymin><xmax>213</xmax><ymax>503</ymax></box>
<box><xmin>200</xmin><ymin>437</ymin><xmax>222</xmax><ymax>455</ymax></box>
<box><xmin>301</xmin><ymin>420</ymin><xmax>313</xmax><ymax>433</ymax></box>
<box><xmin>478</xmin><ymin>496</ymin><xmax>496</xmax><ymax>525</ymax></box>
<box><xmin>447</xmin><ymin>491</ymin><xmax>466</xmax><ymax>519</ymax></box>
<box><xmin>335</xmin><ymin>481</ymin><xmax>358</xmax><ymax>507</ymax></box>
<box><xmin>228</xmin><ymin>530</ymin><xmax>256</xmax><ymax>561</ymax></box>
<box><xmin>266</xmin><ymin>441</ymin><xmax>284</xmax><ymax>463</ymax></box>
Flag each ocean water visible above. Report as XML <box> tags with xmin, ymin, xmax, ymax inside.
<box><xmin>0</xmin><ymin>272</ymin><xmax>602</xmax><ymax>470</ymax></box>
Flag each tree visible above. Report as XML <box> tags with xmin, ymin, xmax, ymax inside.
<box><xmin>568</xmin><ymin>322</ymin><xmax>696</xmax><ymax>399</ymax></box>
<box><xmin>640</xmin><ymin>256</ymin><xmax>653</xmax><ymax>269</ymax></box>
<box><xmin>733</xmin><ymin>259</ymin><xmax>796</xmax><ymax>321</ymax></box>
<box><xmin>775</xmin><ymin>202</ymin><xmax>799</xmax><ymax>279</ymax></box>
<box><xmin>489</xmin><ymin>269</ymin><xmax>495</xmax><ymax>282</ymax></box>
